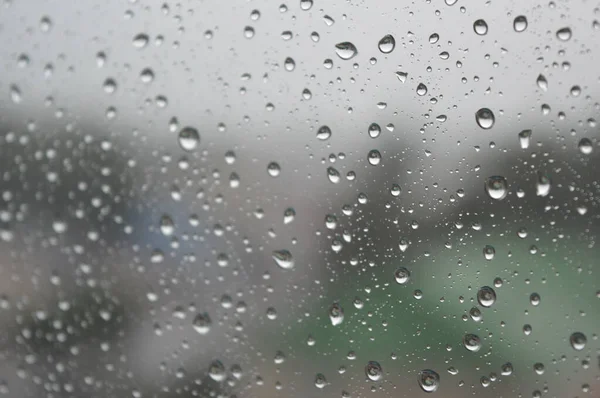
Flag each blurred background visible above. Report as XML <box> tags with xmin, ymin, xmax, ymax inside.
<box><xmin>0</xmin><ymin>0</ymin><xmax>598</xmax><ymax>397</ymax></box>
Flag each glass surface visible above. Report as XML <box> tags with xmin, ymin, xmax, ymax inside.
<box><xmin>0</xmin><ymin>0</ymin><xmax>598</xmax><ymax>397</ymax></box>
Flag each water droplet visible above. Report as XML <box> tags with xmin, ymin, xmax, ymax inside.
<box><xmin>469</xmin><ymin>307</ymin><xmax>483</xmax><ymax>322</ymax></box>
<box><xmin>368</xmin><ymin>123</ymin><xmax>381</xmax><ymax>138</ymax></box>
<box><xmin>283</xmin><ymin>208</ymin><xmax>296</xmax><ymax>224</ymax></box>
<box><xmin>536</xmin><ymin>74</ymin><xmax>548</xmax><ymax>91</ymax></box>
<box><xmin>314</xmin><ymin>373</ymin><xmax>327</xmax><ymax>389</ymax></box>
<box><xmin>556</xmin><ymin>27</ymin><xmax>572</xmax><ymax>41</ymax></box>
<box><xmin>529</xmin><ymin>292</ymin><xmax>541</xmax><ymax>306</ymax></box>
<box><xmin>477</xmin><ymin>286</ymin><xmax>497</xmax><ymax>307</ymax></box>
<box><xmin>394</xmin><ymin>267</ymin><xmax>410</xmax><ymax>284</ymax></box>
<box><xmin>475</xmin><ymin>108</ymin><xmax>495</xmax><ymax>129</ymax></box>
<box><xmin>327</xmin><ymin>167</ymin><xmax>341</xmax><ymax>183</ymax></box>
<box><xmin>416</xmin><ymin>83</ymin><xmax>428</xmax><ymax>96</ymax></box>
<box><xmin>418</xmin><ymin>369</ymin><xmax>440</xmax><ymax>393</ymax></box>
<box><xmin>267</xmin><ymin>162</ymin><xmax>281</xmax><ymax>177</ymax></box>
<box><xmin>284</xmin><ymin>57</ymin><xmax>295</xmax><ymax>71</ymax></box>
<box><xmin>429</xmin><ymin>33</ymin><xmax>439</xmax><ymax>43</ymax></box>
<box><xmin>523</xmin><ymin>324</ymin><xmax>532</xmax><ymax>335</ymax></box>
<box><xmin>533</xmin><ymin>362</ymin><xmax>545</xmax><ymax>375</ymax></box>
<box><xmin>378</xmin><ymin>34</ymin><xmax>396</xmax><ymax>53</ymax></box>
<box><xmin>398</xmin><ymin>238</ymin><xmax>409</xmax><ymax>252</ymax></box>
<box><xmin>178</xmin><ymin>127</ymin><xmax>200</xmax><ymax>151</ymax></box>
<box><xmin>367</xmin><ymin>150</ymin><xmax>381</xmax><ymax>165</ymax></box>
<box><xmin>192</xmin><ymin>312</ymin><xmax>211</xmax><ymax>334</ymax></box>
<box><xmin>160</xmin><ymin>214</ymin><xmax>175</xmax><ymax>236</ymax></box>
<box><xmin>52</xmin><ymin>220</ymin><xmax>68</xmax><ymax>234</ymax></box>
<box><xmin>133</xmin><ymin>33</ymin><xmax>149</xmax><ymax>48</ymax></box>
<box><xmin>395</xmin><ymin>71</ymin><xmax>408</xmax><ymax>83</ymax></box>
<box><xmin>473</xmin><ymin>19</ymin><xmax>488</xmax><ymax>35</ymax></box>
<box><xmin>329</xmin><ymin>303</ymin><xmax>344</xmax><ymax>326</ymax></box>
<box><xmin>513</xmin><ymin>16</ymin><xmax>528</xmax><ymax>32</ymax></box>
<box><xmin>570</xmin><ymin>85</ymin><xmax>581</xmax><ymax>96</ymax></box>
<box><xmin>317</xmin><ymin>125</ymin><xmax>332</xmax><ymax>140</ymax></box>
<box><xmin>484</xmin><ymin>176</ymin><xmax>508</xmax><ymax>200</ymax></box>
<box><xmin>300</xmin><ymin>0</ymin><xmax>313</xmax><ymax>10</ymax></box>
<box><xmin>140</xmin><ymin>68</ymin><xmax>155</xmax><ymax>83</ymax></box>
<box><xmin>335</xmin><ymin>42</ymin><xmax>358</xmax><ymax>60</ymax></box>
<box><xmin>501</xmin><ymin>362</ymin><xmax>513</xmax><ymax>376</ymax></box>
<box><xmin>9</xmin><ymin>85</ymin><xmax>21</xmax><ymax>103</ymax></box>
<box><xmin>535</xmin><ymin>173</ymin><xmax>551</xmax><ymax>197</ymax></box>
<box><xmin>272</xmin><ymin>250</ymin><xmax>294</xmax><ymax>270</ymax></box>
<box><xmin>365</xmin><ymin>361</ymin><xmax>383</xmax><ymax>381</ymax></box>
<box><xmin>578</xmin><ymin>138</ymin><xmax>593</xmax><ymax>154</ymax></box>
<box><xmin>244</xmin><ymin>26</ymin><xmax>255</xmax><ymax>39</ymax></box>
<box><xmin>463</xmin><ymin>333</ymin><xmax>482</xmax><ymax>352</ymax></box>
<box><xmin>103</xmin><ymin>78</ymin><xmax>117</xmax><ymax>94</ymax></box>
<box><xmin>208</xmin><ymin>360</ymin><xmax>226</xmax><ymax>381</ymax></box>
<box><xmin>519</xmin><ymin>129</ymin><xmax>532</xmax><ymax>149</ymax></box>
<box><xmin>483</xmin><ymin>245</ymin><xmax>495</xmax><ymax>260</ymax></box>
<box><xmin>570</xmin><ymin>332</ymin><xmax>587</xmax><ymax>351</ymax></box>
<box><xmin>390</xmin><ymin>184</ymin><xmax>402</xmax><ymax>197</ymax></box>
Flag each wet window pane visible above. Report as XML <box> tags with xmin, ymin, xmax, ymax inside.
<box><xmin>0</xmin><ymin>1</ymin><xmax>599</xmax><ymax>397</ymax></box>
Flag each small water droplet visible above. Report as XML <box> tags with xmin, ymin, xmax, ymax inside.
<box><xmin>533</xmin><ymin>362</ymin><xmax>545</xmax><ymax>375</ymax></box>
<box><xmin>160</xmin><ymin>214</ymin><xmax>175</xmax><ymax>236</ymax></box>
<box><xmin>329</xmin><ymin>303</ymin><xmax>344</xmax><ymax>326</ymax></box>
<box><xmin>378</xmin><ymin>34</ymin><xmax>396</xmax><ymax>53</ymax></box>
<box><xmin>178</xmin><ymin>127</ymin><xmax>200</xmax><ymax>151</ymax></box>
<box><xmin>429</xmin><ymin>33</ymin><xmax>440</xmax><ymax>43</ymax></box>
<box><xmin>140</xmin><ymin>68</ymin><xmax>155</xmax><ymax>83</ymax></box>
<box><xmin>300</xmin><ymin>0</ymin><xmax>313</xmax><ymax>10</ymax></box>
<box><xmin>475</xmin><ymin>108</ymin><xmax>495</xmax><ymax>129</ymax></box>
<box><xmin>284</xmin><ymin>57</ymin><xmax>295</xmax><ymax>71</ymax></box>
<box><xmin>470</xmin><ymin>307</ymin><xmax>483</xmax><ymax>322</ymax></box>
<box><xmin>418</xmin><ymin>369</ymin><xmax>440</xmax><ymax>393</ymax></box>
<box><xmin>335</xmin><ymin>42</ymin><xmax>358</xmax><ymax>60</ymax></box>
<box><xmin>501</xmin><ymin>362</ymin><xmax>513</xmax><ymax>376</ymax></box>
<box><xmin>365</xmin><ymin>361</ymin><xmax>383</xmax><ymax>381</ymax></box>
<box><xmin>529</xmin><ymin>292</ymin><xmax>541</xmax><ymax>306</ymax></box>
<box><xmin>570</xmin><ymin>332</ymin><xmax>587</xmax><ymax>351</ymax></box>
<box><xmin>272</xmin><ymin>250</ymin><xmax>294</xmax><ymax>269</ymax></box>
<box><xmin>556</xmin><ymin>27</ymin><xmax>572</xmax><ymax>41</ymax></box>
<box><xmin>477</xmin><ymin>286</ymin><xmax>497</xmax><ymax>307</ymax></box>
<box><xmin>416</xmin><ymin>83</ymin><xmax>428</xmax><ymax>96</ymax></box>
<box><xmin>513</xmin><ymin>16</ymin><xmax>528</xmax><ymax>32</ymax></box>
<box><xmin>463</xmin><ymin>333</ymin><xmax>482</xmax><ymax>352</ymax></box>
<box><xmin>484</xmin><ymin>176</ymin><xmax>508</xmax><ymax>200</ymax></box>
<box><xmin>395</xmin><ymin>71</ymin><xmax>408</xmax><ymax>83</ymax></box>
<box><xmin>327</xmin><ymin>167</ymin><xmax>341</xmax><ymax>183</ymax></box>
<box><xmin>473</xmin><ymin>19</ymin><xmax>488</xmax><ymax>35</ymax></box>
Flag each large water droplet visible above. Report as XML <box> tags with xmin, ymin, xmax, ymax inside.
<box><xmin>178</xmin><ymin>127</ymin><xmax>200</xmax><ymax>151</ymax></box>
<box><xmin>378</xmin><ymin>34</ymin><xmax>396</xmax><ymax>53</ymax></box>
<box><xmin>208</xmin><ymin>360</ymin><xmax>226</xmax><ymax>381</ymax></box>
<box><xmin>475</xmin><ymin>108</ymin><xmax>495</xmax><ymax>129</ymax></box>
<box><xmin>418</xmin><ymin>369</ymin><xmax>440</xmax><ymax>393</ymax></box>
<box><xmin>473</xmin><ymin>19</ymin><xmax>488</xmax><ymax>35</ymax></box>
<box><xmin>519</xmin><ymin>129</ymin><xmax>532</xmax><ymax>149</ymax></box>
<box><xmin>569</xmin><ymin>332</ymin><xmax>587</xmax><ymax>351</ymax></box>
<box><xmin>327</xmin><ymin>167</ymin><xmax>341</xmax><ymax>183</ymax></box>
<box><xmin>367</xmin><ymin>150</ymin><xmax>381</xmax><ymax>165</ymax></box>
<box><xmin>477</xmin><ymin>286</ymin><xmax>497</xmax><ymax>307</ymax></box>
<box><xmin>314</xmin><ymin>373</ymin><xmax>327</xmax><ymax>388</ymax></box>
<box><xmin>272</xmin><ymin>250</ymin><xmax>294</xmax><ymax>269</ymax></box>
<box><xmin>317</xmin><ymin>125</ymin><xmax>332</xmax><ymax>140</ymax></box>
<box><xmin>484</xmin><ymin>176</ymin><xmax>508</xmax><ymax>200</ymax></box>
<box><xmin>513</xmin><ymin>16</ymin><xmax>528</xmax><ymax>32</ymax></box>
<box><xmin>578</xmin><ymin>138</ymin><xmax>593</xmax><ymax>154</ymax></box>
<box><xmin>501</xmin><ymin>362</ymin><xmax>513</xmax><ymax>376</ymax></box>
<box><xmin>416</xmin><ymin>83</ymin><xmax>428</xmax><ymax>96</ymax></box>
<box><xmin>536</xmin><ymin>74</ymin><xmax>548</xmax><ymax>91</ymax></box>
<box><xmin>283</xmin><ymin>208</ymin><xmax>296</xmax><ymax>224</ymax></box>
<box><xmin>329</xmin><ymin>302</ymin><xmax>344</xmax><ymax>326</ymax></box>
<box><xmin>267</xmin><ymin>161</ymin><xmax>281</xmax><ymax>177</ymax></box>
<box><xmin>463</xmin><ymin>333</ymin><xmax>482</xmax><ymax>352</ymax></box>
<box><xmin>394</xmin><ymin>267</ymin><xmax>410</xmax><ymax>284</ymax></box>
<box><xmin>300</xmin><ymin>0</ymin><xmax>313</xmax><ymax>10</ymax></box>
<box><xmin>160</xmin><ymin>214</ymin><xmax>175</xmax><ymax>236</ymax></box>
<box><xmin>192</xmin><ymin>312</ymin><xmax>211</xmax><ymax>334</ymax></box>
<box><xmin>368</xmin><ymin>123</ymin><xmax>381</xmax><ymax>138</ymax></box>
<box><xmin>335</xmin><ymin>42</ymin><xmax>358</xmax><ymax>60</ymax></box>
<box><xmin>133</xmin><ymin>33</ymin><xmax>149</xmax><ymax>48</ymax></box>
<box><xmin>365</xmin><ymin>361</ymin><xmax>383</xmax><ymax>381</ymax></box>
<box><xmin>483</xmin><ymin>245</ymin><xmax>495</xmax><ymax>260</ymax></box>
<box><xmin>535</xmin><ymin>173</ymin><xmax>551</xmax><ymax>197</ymax></box>
<box><xmin>556</xmin><ymin>27</ymin><xmax>572</xmax><ymax>41</ymax></box>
